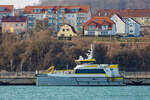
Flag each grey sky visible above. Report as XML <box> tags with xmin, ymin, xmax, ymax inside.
<box><xmin>0</xmin><ymin>0</ymin><xmax>40</xmax><ymax>8</ymax></box>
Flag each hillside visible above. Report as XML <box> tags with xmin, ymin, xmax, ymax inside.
<box><xmin>1</xmin><ymin>29</ymin><xmax>150</xmax><ymax>72</ymax></box>
<box><xmin>40</xmin><ymin>0</ymin><xmax>150</xmax><ymax>11</ymax></box>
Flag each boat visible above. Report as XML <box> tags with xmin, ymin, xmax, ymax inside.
<box><xmin>36</xmin><ymin>45</ymin><xmax>125</xmax><ymax>86</ymax></box>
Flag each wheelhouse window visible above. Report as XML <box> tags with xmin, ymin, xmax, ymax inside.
<box><xmin>75</xmin><ymin>69</ymin><xmax>105</xmax><ymax>74</ymax></box>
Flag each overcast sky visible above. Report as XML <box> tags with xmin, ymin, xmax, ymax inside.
<box><xmin>0</xmin><ymin>0</ymin><xmax>40</xmax><ymax>9</ymax></box>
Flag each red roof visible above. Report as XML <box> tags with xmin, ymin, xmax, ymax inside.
<box><xmin>2</xmin><ymin>16</ymin><xmax>27</xmax><ymax>22</ymax></box>
<box><xmin>96</xmin><ymin>9</ymin><xmax>150</xmax><ymax>17</ymax></box>
<box><xmin>0</xmin><ymin>5</ymin><xmax>14</xmax><ymax>13</ymax></box>
<box><xmin>84</xmin><ymin>16</ymin><xmax>114</xmax><ymax>30</ymax></box>
<box><xmin>24</xmin><ymin>5</ymin><xmax>90</xmax><ymax>14</ymax></box>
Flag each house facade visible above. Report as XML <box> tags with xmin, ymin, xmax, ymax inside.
<box><xmin>57</xmin><ymin>24</ymin><xmax>77</xmax><ymax>37</ymax></box>
<box><xmin>23</xmin><ymin>6</ymin><xmax>91</xmax><ymax>32</ymax></box>
<box><xmin>84</xmin><ymin>17</ymin><xmax>116</xmax><ymax>36</ymax></box>
<box><xmin>111</xmin><ymin>14</ymin><xmax>126</xmax><ymax>34</ymax></box>
<box><xmin>0</xmin><ymin>5</ymin><xmax>14</xmax><ymax>28</ymax></box>
<box><xmin>2</xmin><ymin>16</ymin><xmax>27</xmax><ymax>34</ymax></box>
<box><xmin>111</xmin><ymin>14</ymin><xmax>141</xmax><ymax>36</ymax></box>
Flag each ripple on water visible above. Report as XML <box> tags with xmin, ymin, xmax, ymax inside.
<box><xmin>0</xmin><ymin>86</ymin><xmax>150</xmax><ymax>100</ymax></box>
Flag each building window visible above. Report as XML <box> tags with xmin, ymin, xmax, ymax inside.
<box><xmin>147</xmin><ymin>12</ymin><xmax>150</xmax><ymax>15</ymax></box>
<box><xmin>68</xmin><ymin>15</ymin><xmax>71</xmax><ymax>17</ymax></box>
<box><xmin>130</xmin><ymin>30</ymin><xmax>133</xmax><ymax>33</ymax></box>
<box><xmin>104</xmin><ymin>13</ymin><xmax>107</xmax><ymax>16</ymax></box>
<box><xmin>101</xmin><ymin>31</ymin><xmax>108</xmax><ymax>35</ymax></box>
<box><xmin>88</xmin><ymin>25</ymin><xmax>95</xmax><ymax>30</ymax></box>
<box><xmin>61</xmin><ymin>34</ymin><xmax>64</xmax><ymax>37</ymax></box>
<box><xmin>4</xmin><ymin>24</ymin><xmax>7</xmax><ymax>27</ymax></box>
<box><xmin>67</xmin><ymin>29</ymin><xmax>69</xmax><ymax>31</ymax></box>
<box><xmin>0</xmin><ymin>7</ymin><xmax>6</xmax><ymax>11</ymax></box>
<box><xmin>6</xmin><ymin>30</ymin><xmax>9</xmax><ymax>33</ymax></box>
<box><xmin>21</xmin><ymin>24</ymin><xmax>24</xmax><ymax>27</ymax></box>
<box><xmin>130</xmin><ymin>24</ymin><xmax>133</xmax><ymax>27</ymax></box>
<box><xmin>99</xmin><ymin>13</ymin><xmax>101</xmax><ymax>16</ymax></box>
<box><xmin>88</xmin><ymin>31</ymin><xmax>95</xmax><ymax>35</ymax></box>
<box><xmin>63</xmin><ymin>29</ymin><xmax>65</xmax><ymax>31</ymax></box>
<box><xmin>102</xmin><ymin>25</ymin><xmax>108</xmax><ymax>30</ymax></box>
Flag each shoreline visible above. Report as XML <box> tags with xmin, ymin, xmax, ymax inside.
<box><xmin>0</xmin><ymin>76</ymin><xmax>150</xmax><ymax>86</ymax></box>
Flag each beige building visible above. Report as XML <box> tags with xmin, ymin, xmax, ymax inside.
<box><xmin>57</xmin><ymin>24</ymin><xmax>77</xmax><ymax>37</ymax></box>
<box><xmin>2</xmin><ymin>16</ymin><xmax>27</xmax><ymax>34</ymax></box>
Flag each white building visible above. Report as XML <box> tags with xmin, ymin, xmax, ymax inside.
<box><xmin>84</xmin><ymin>17</ymin><xmax>116</xmax><ymax>36</ymax></box>
<box><xmin>111</xmin><ymin>14</ymin><xmax>141</xmax><ymax>36</ymax></box>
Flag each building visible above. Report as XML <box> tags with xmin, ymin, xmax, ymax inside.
<box><xmin>111</xmin><ymin>14</ymin><xmax>141</xmax><ymax>36</ymax></box>
<box><xmin>23</xmin><ymin>5</ymin><xmax>91</xmax><ymax>32</ymax></box>
<box><xmin>84</xmin><ymin>17</ymin><xmax>116</xmax><ymax>36</ymax></box>
<box><xmin>96</xmin><ymin>9</ymin><xmax>150</xmax><ymax>26</ymax></box>
<box><xmin>111</xmin><ymin>14</ymin><xmax>126</xmax><ymax>35</ymax></box>
<box><xmin>2</xmin><ymin>16</ymin><xmax>28</xmax><ymax>34</ymax></box>
<box><xmin>0</xmin><ymin>5</ymin><xmax>14</xmax><ymax>28</ymax></box>
<box><xmin>57</xmin><ymin>24</ymin><xmax>77</xmax><ymax>37</ymax></box>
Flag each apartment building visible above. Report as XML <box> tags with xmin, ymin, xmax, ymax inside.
<box><xmin>0</xmin><ymin>5</ymin><xmax>14</xmax><ymax>28</ymax></box>
<box><xmin>23</xmin><ymin>6</ymin><xmax>91</xmax><ymax>32</ymax></box>
<box><xmin>2</xmin><ymin>16</ymin><xmax>27</xmax><ymax>34</ymax></box>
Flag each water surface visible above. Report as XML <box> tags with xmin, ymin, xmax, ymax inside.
<box><xmin>0</xmin><ymin>86</ymin><xmax>149</xmax><ymax>100</ymax></box>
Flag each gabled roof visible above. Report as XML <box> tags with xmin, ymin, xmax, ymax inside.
<box><xmin>24</xmin><ymin>5</ymin><xmax>90</xmax><ymax>14</ymax></box>
<box><xmin>111</xmin><ymin>14</ymin><xmax>125</xmax><ymax>24</ymax></box>
<box><xmin>96</xmin><ymin>9</ymin><xmax>150</xmax><ymax>17</ymax></box>
<box><xmin>84</xmin><ymin>16</ymin><xmax>114</xmax><ymax>30</ymax></box>
<box><xmin>122</xmin><ymin>17</ymin><xmax>141</xmax><ymax>25</ymax></box>
<box><xmin>2</xmin><ymin>16</ymin><xmax>27</xmax><ymax>22</ymax></box>
<box><xmin>61</xmin><ymin>24</ymin><xmax>76</xmax><ymax>33</ymax></box>
<box><xmin>0</xmin><ymin>5</ymin><xmax>14</xmax><ymax>13</ymax></box>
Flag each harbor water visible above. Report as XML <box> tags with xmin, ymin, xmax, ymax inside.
<box><xmin>0</xmin><ymin>86</ymin><xmax>150</xmax><ymax>100</ymax></box>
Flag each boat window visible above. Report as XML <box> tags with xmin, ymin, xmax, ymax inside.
<box><xmin>75</xmin><ymin>69</ymin><xmax>105</xmax><ymax>74</ymax></box>
<box><xmin>80</xmin><ymin>61</ymin><xmax>95</xmax><ymax>64</ymax></box>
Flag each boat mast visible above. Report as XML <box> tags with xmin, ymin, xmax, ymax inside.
<box><xmin>86</xmin><ymin>44</ymin><xmax>94</xmax><ymax>59</ymax></box>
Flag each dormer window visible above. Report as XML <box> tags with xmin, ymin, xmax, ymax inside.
<box><xmin>104</xmin><ymin>13</ymin><xmax>107</xmax><ymax>16</ymax></box>
<box><xmin>98</xmin><ymin>13</ymin><xmax>101</xmax><ymax>16</ymax></box>
<box><xmin>88</xmin><ymin>25</ymin><xmax>95</xmax><ymax>30</ymax></box>
<box><xmin>102</xmin><ymin>25</ymin><xmax>108</xmax><ymax>30</ymax></box>
<box><xmin>33</xmin><ymin>8</ymin><xmax>42</xmax><ymax>13</ymax></box>
<box><xmin>70</xmin><ymin>8</ymin><xmax>80</xmax><ymax>12</ymax></box>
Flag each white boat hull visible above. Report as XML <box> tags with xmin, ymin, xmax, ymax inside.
<box><xmin>37</xmin><ymin>74</ymin><xmax>125</xmax><ymax>86</ymax></box>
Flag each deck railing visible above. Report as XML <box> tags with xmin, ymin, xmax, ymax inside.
<box><xmin>1</xmin><ymin>71</ymin><xmax>150</xmax><ymax>78</ymax></box>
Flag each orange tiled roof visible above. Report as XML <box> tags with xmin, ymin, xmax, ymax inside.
<box><xmin>96</xmin><ymin>9</ymin><xmax>150</xmax><ymax>17</ymax></box>
<box><xmin>0</xmin><ymin>5</ymin><xmax>14</xmax><ymax>13</ymax></box>
<box><xmin>84</xmin><ymin>16</ymin><xmax>114</xmax><ymax>30</ymax></box>
<box><xmin>24</xmin><ymin>5</ymin><xmax>90</xmax><ymax>14</ymax></box>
